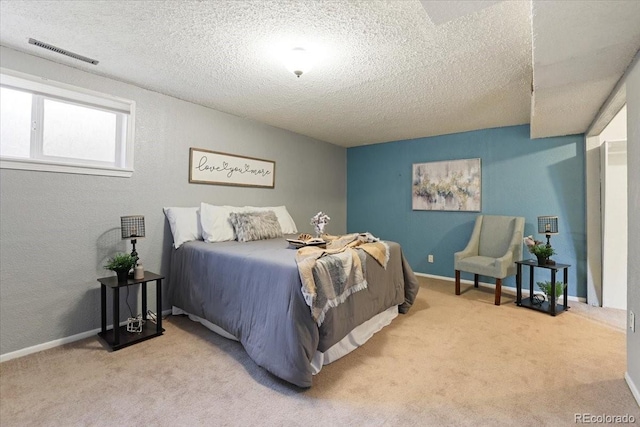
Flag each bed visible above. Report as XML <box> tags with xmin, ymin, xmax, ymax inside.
<box><xmin>168</xmin><ymin>235</ymin><xmax>419</xmax><ymax>387</ymax></box>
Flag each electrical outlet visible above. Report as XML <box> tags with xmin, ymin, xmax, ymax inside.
<box><xmin>630</xmin><ymin>311</ymin><xmax>635</xmax><ymax>332</ymax></box>
<box><xmin>428</xmin><ymin>254</ymin><xmax>434</xmax><ymax>263</ymax></box>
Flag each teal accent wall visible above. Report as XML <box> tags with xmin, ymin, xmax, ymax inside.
<box><xmin>347</xmin><ymin>125</ymin><xmax>586</xmax><ymax>297</ymax></box>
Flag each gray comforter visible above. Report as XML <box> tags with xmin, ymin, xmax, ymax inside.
<box><xmin>169</xmin><ymin>236</ymin><xmax>419</xmax><ymax>387</ymax></box>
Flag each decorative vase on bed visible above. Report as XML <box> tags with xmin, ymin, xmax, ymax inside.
<box><xmin>311</xmin><ymin>212</ymin><xmax>330</xmax><ymax>238</ymax></box>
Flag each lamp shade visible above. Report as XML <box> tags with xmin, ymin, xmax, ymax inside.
<box><xmin>537</xmin><ymin>216</ymin><xmax>558</xmax><ymax>234</ymax></box>
<box><xmin>121</xmin><ymin>215</ymin><xmax>145</xmax><ymax>239</ymax></box>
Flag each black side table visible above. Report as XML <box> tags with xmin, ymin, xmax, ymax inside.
<box><xmin>515</xmin><ymin>260</ymin><xmax>570</xmax><ymax>316</ymax></box>
<box><xmin>98</xmin><ymin>271</ymin><xmax>164</xmax><ymax>350</ymax></box>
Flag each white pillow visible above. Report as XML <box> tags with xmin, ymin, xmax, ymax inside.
<box><xmin>163</xmin><ymin>207</ymin><xmax>203</xmax><ymax>249</ymax></box>
<box><xmin>246</xmin><ymin>206</ymin><xmax>298</xmax><ymax>234</ymax></box>
<box><xmin>200</xmin><ymin>203</ymin><xmax>239</xmax><ymax>242</ymax></box>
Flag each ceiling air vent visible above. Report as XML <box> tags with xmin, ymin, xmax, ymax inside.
<box><xmin>28</xmin><ymin>38</ymin><xmax>99</xmax><ymax>65</ymax></box>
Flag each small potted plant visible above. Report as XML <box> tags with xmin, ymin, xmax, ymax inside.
<box><xmin>524</xmin><ymin>236</ymin><xmax>556</xmax><ymax>265</ymax></box>
<box><xmin>537</xmin><ymin>280</ymin><xmax>566</xmax><ymax>304</ymax></box>
<box><xmin>104</xmin><ymin>253</ymin><xmax>136</xmax><ymax>283</ymax></box>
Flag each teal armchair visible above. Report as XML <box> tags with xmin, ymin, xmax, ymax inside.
<box><xmin>454</xmin><ymin>215</ymin><xmax>525</xmax><ymax>305</ymax></box>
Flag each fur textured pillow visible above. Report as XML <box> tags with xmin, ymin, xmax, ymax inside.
<box><xmin>229</xmin><ymin>210</ymin><xmax>283</xmax><ymax>242</ymax></box>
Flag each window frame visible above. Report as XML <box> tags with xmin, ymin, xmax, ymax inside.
<box><xmin>0</xmin><ymin>68</ymin><xmax>136</xmax><ymax>177</ymax></box>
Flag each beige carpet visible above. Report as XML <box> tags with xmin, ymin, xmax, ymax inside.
<box><xmin>1</xmin><ymin>277</ymin><xmax>638</xmax><ymax>426</ymax></box>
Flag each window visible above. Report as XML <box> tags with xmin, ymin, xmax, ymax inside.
<box><xmin>0</xmin><ymin>68</ymin><xmax>135</xmax><ymax>177</ymax></box>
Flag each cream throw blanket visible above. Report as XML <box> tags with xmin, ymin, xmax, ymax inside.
<box><xmin>295</xmin><ymin>233</ymin><xmax>390</xmax><ymax>326</ymax></box>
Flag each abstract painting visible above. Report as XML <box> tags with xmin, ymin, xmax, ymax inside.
<box><xmin>412</xmin><ymin>158</ymin><xmax>481</xmax><ymax>211</ymax></box>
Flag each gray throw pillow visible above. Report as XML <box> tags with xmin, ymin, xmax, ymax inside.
<box><xmin>229</xmin><ymin>210</ymin><xmax>283</xmax><ymax>242</ymax></box>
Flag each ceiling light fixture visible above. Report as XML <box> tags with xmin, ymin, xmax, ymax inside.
<box><xmin>284</xmin><ymin>47</ymin><xmax>312</xmax><ymax>78</ymax></box>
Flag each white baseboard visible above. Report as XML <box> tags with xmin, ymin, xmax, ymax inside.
<box><xmin>0</xmin><ymin>309</ymin><xmax>172</xmax><ymax>363</ymax></box>
<box><xmin>625</xmin><ymin>372</ymin><xmax>640</xmax><ymax>407</ymax></box>
<box><xmin>414</xmin><ymin>272</ymin><xmax>586</xmax><ymax>303</ymax></box>
<box><xmin>0</xmin><ymin>327</ymin><xmax>104</xmax><ymax>363</ymax></box>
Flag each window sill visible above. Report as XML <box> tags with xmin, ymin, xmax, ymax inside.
<box><xmin>0</xmin><ymin>158</ymin><xmax>133</xmax><ymax>177</ymax></box>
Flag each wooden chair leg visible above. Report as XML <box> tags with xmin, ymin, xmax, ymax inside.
<box><xmin>495</xmin><ymin>278</ymin><xmax>502</xmax><ymax>305</ymax></box>
<box><xmin>455</xmin><ymin>270</ymin><xmax>461</xmax><ymax>295</ymax></box>
<box><xmin>474</xmin><ymin>274</ymin><xmax>479</xmax><ymax>288</ymax></box>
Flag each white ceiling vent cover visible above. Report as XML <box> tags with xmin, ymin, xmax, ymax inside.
<box><xmin>28</xmin><ymin>38</ymin><xmax>99</xmax><ymax>65</ymax></box>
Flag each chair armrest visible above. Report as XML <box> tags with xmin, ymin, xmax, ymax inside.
<box><xmin>494</xmin><ymin>250</ymin><xmax>513</xmax><ymax>275</ymax></box>
<box><xmin>455</xmin><ymin>216</ymin><xmax>482</xmax><ymax>263</ymax></box>
<box><xmin>496</xmin><ymin>240</ymin><xmax>522</xmax><ymax>264</ymax></box>
<box><xmin>454</xmin><ymin>246</ymin><xmax>475</xmax><ymax>263</ymax></box>
<box><xmin>494</xmin><ymin>245</ymin><xmax>518</xmax><ymax>277</ymax></box>
<box><xmin>494</xmin><ymin>250</ymin><xmax>513</xmax><ymax>267</ymax></box>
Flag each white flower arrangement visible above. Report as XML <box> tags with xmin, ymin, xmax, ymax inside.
<box><xmin>523</xmin><ymin>235</ymin><xmax>540</xmax><ymax>251</ymax></box>
<box><xmin>310</xmin><ymin>211</ymin><xmax>330</xmax><ymax>236</ymax></box>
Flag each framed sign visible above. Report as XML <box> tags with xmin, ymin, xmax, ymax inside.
<box><xmin>189</xmin><ymin>148</ymin><xmax>275</xmax><ymax>188</ymax></box>
<box><xmin>412</xmin><ymin>158</ymin><xmax>481</xmax><ymax>211</ymax></box>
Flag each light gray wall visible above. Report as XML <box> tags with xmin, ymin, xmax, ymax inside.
<box><xmin>626</xmin><ymin>52</ymin><xmax>640</xmax><ymax>402</ymax></box>
<box><xmin>0</xmin><ymin>47</ymin><xmax>346</xmax><ymax>356</ymax></box>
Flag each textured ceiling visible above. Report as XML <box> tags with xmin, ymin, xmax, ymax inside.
<box><xmin>530</xmin><ymin>0</ymin><xmax>640</xmax><ymax>139</ymax></box>
<box><xmin>0</xmin><ymin>0</ymin><xmax>638</xmax><ymax>147</ymax></box>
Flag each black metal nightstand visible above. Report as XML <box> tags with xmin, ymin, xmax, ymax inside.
<box><xmin>515</xmin><ymin>260</ymin><xmax>570</xmax><ymax>316</ymax></box>
<box><xmin>98</xmin><ymin>271</ymin><xmax>164</xmax><ymax>350</ymax></box>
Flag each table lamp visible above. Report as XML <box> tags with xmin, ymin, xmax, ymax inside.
<box><xmin>537</xmin><ymin>216</ymin><xmax>558</xmax><ymax>248</ymax></box>
<box><xmin>120</xmin><ymin>215</ymin><xmax>145</xmax><ymax>263</ymax></box>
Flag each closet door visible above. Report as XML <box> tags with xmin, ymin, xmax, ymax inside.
<box><xmin>601</xmin><ymin>140</ymin><xmax>627</xmax><ymax>310</ymax></box>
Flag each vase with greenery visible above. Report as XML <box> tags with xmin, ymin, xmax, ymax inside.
<box><xmin>537</xmin><ymin>280</ymin><xmax>566</xmax><ymax>303</ymax></box>
<box><xmin>524</xmin><ymin>236</ymin><xmax>556</xmax><ymax>265</ymax></box>
<box><xmin>104</xmin><ymin>253</ymin><xmax>136</xmax><ymax>283</ymax></box>
<box><xmin>530</xmin><ymin>245</ymin><xmax>556</xmax><ymax>265</ymax></box>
